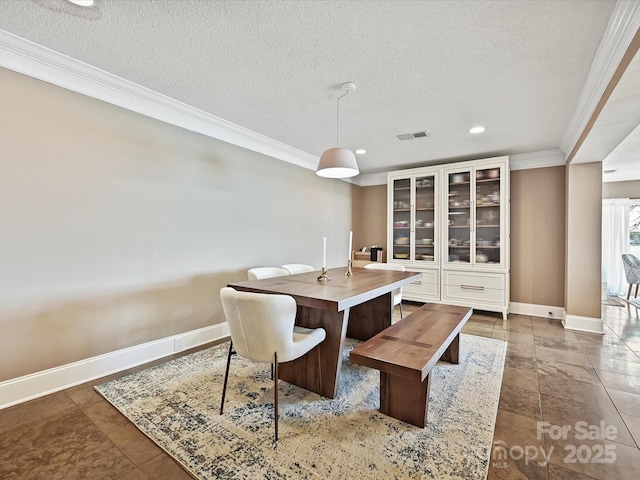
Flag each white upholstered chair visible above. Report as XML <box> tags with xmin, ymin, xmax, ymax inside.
<box><xmin>280</xmin><ymin>264</ymin><xmax>315</xmax><ymax>274</ymax></box>
<box><xmin>364</xmin><ymin>262</ymin><xmax>406</xmax><ymax>320</ymax></box>
<box><xmin>247</xmin><ymin>267</ymin><xmax>289</xmax><ymax>281</ymax></box>
<box><xmin>622</xmin><ymin>254</ymin><xmax>640</xmax><ymax>300</ymax></box>
<box><xmin>219</xmin><ymin>287</ymin><xmax>326</xmax><ymax>441</ymax></box>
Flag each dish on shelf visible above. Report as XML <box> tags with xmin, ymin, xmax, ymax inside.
<box><xmin>476</xmin><ymin>254</ymin><xmax>489</xmax><ymax>263</ymax></box>
<box><xmin>394</xmin><ymin>253</ymin><xmax>410</xmax><ymax>259</ymax></box>
<box><xmin>420</xmin><ymin>255</ymin><xmax>434</xmax><ymax>261</ymax></box>
<box><xmin>416</xmin><ymin>177</ymin><xmax>433</xmax><ymax>187</ymax></box>
<box><xmin>421</xmin><ymin>238</ymin><xmax>433</xmax><ymax>245</ymax></box>
<box><xmin>396</xmin><ymin>236</ymin><xmax>409</xmax><ymax>245</ymax></box>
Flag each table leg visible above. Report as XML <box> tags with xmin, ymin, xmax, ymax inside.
<box><xmin>379</xmin><ymin>371</ymin><xmax>431</xmax><ymax>428</ymax></box>
<box><xmin>346</xmin><ymin>292</ymin><xmax>393</xmax><ymax>340</ymax></box>
<box><xmin>278</xmin><ymin>305</ymin><xmax>349</xmax><ymax>399</ymax></box>
<box><xmin>440</xmin><ymin>332</ymin><xmax>460</xmax><ymax>364</ymax></box>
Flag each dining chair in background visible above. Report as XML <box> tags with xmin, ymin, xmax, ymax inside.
<box><xmin>364</xmin><ymin>262</ymin><xmax>406</xmax><ymax>320</ymax></box>
<box><xmin>247</xmin><ymin>267</ymin><xmax>290</xmax><ymax>281</ymax></box>
<box><xmin>622</xmin><ymin>253</ymin><xmax>640</xmax><ymax>300</ymax></box>
<box><xmin>219</xmin><ymin>287</ymin><xmax>326</xmax><ymax>441</ymax></box>
<box><xmin>280</xmin><ymin>264</ymin><xmax>315</xmax><ymax>274</ymax></box>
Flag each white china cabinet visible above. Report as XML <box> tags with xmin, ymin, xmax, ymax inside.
<box><xmin>387</xmin><ymin>156</ymin><xmax>509</xmax><ymax>318</ymax></box>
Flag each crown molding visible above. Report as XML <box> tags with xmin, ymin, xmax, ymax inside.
<box><xmin>354</xmin><ymin>172</ymin><xmax>389</xmax><ymax>187</ymax></box>
<box><xmin>560</xmin><ymin>0</ymin><xmax>640</xmax><ymax>157</ymax></box>
<box><xmin>353</xmin><ymin>150</ymin><xmax>566</xmax><ymax>187</ymax></box>
<box><xmin>0</xmin><ymin>29</ymin><xmax>320</xmax><ymax>172</ymax></box>
<box><xmin>509</xmin><ymin>150</ymin><xmax>566</xmax><ymax>171</ymax></box>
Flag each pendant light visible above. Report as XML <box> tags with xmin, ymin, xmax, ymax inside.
<box><xmin>316</xmin><ymin>82</ymin><xmax>359</xmax><ymax>178</ymax></box>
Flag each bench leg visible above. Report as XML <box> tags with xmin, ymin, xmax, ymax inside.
<box><xmin>379</xmin><ymin>372</ymin><xmax>431</xmax><ymax>428</ymax></box>
<box><xmin>440</xmin><ymin>332</ymin><xmax>460</xmax><ymax>364</ymax></box>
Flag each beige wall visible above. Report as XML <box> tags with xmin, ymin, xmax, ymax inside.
<box><xmin>603</xmin><ymin>180</ymin><xmax>640</xmax><ymax>199</ymax></box>
<box><xmin>510</xmin><ymin>167</ymin><xmax>566</xmax><ymax>307</ymax></box>
<box><xmin>0</xmin><ymin>67</ymin><xmax>353</xmax><ymax>382</ymax></box>
<box><xmin>351</xmin><ymin>184</ymin><xmax>363</xmax><ymax>253</ymax></box>
<box><xmin>360</xmin><ymin>185</ymin><xmax>388</xmax><ymax>256</ymax></box>
<box><xmin>565</xmin><ymin>162</ymin><xmax>602</xmax><ymax>319</ymax></box>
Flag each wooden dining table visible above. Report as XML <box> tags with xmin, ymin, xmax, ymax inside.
<box><xmin>227</xmin><ymin>266</ymin><xmax>422</xmax><ymax>399</ymax></box>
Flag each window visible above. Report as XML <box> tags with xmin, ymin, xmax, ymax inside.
<box><xmin>630</xmin><ymin>200</ymin><xmax>640</xmax><ymax>254</ymax></box>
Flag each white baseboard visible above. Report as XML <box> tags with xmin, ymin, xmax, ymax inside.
<box><xmin>0</xmin><ymin>323</ymin><xmax>229</xmax><ymax>410</ymax></box>
<box><xmin>509</xmin><ymin>302</ymin><xmax>564</xmax><ymax>320</ymax></box>
<box><xmin>562</xmin><ymin>314</ymin><xmax>604</xmax><ymax>335</ymax></box>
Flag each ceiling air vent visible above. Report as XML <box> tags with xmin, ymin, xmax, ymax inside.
<box><xmin>397</xmin><ymin>131</ymin><xmax>430</xmax><ymax>141</ymax></box>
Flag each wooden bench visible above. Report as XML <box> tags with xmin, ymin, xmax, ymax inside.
<box><xmin>350</xmin><ymin>303</ymin><xmax>472</xmax><ymax>427</ymax></box>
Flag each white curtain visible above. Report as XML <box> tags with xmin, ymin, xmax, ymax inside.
<box><xmin>602</xmin><ymin>198</ymin><xmax>630</xmax><ymax>296</ymax></box>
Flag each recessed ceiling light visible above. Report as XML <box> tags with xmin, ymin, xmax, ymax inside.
<box><xmin>468</xmin><ymin>126</ymin><xmax>486</xmax><ymax>134</ymax></box>
<box><xmin>355</xmin><ymin>149</ymin><xmax>367</xmax><ymax>155</ymax></box>
<box><xmin>67</xmin><ymin>0</ymin><xmax>95</xmax><ymax>6</ymax></box>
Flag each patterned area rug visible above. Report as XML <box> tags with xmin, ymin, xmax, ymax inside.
<box><xmin>96</xmin><ymin>334</ymin><xmax>506</xmax><ymax>479</ymax></box>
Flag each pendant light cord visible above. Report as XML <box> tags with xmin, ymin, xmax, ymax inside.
<box><xmin>336</xmin><ymin>87</ymin><xmax>350</xmax><ymax>147</ymax></box>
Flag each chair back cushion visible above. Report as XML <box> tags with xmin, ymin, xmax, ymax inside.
<box><xmin>364</xmin><ymin>263</ymin><xmax>405</xmax><ymax>303</ymax></box>
<box><xmin>281</xmin><ymin>264</ymin><xmax>315</xmax><ymax>274</ymax></box>
<box><xmin>220</xmin><ymin>287</ymin><xmax>300</xmax><ymax>363</ymax></box>
<box><xmin>247</xmin><ymin>267</ymin><xmax>290</xmax><ymax>281</ymax></box>
<box><xmin>364</xmin><ymin>262</ymin><xmax>405</xmax><ymax>273</ymax></box>
<box><xmin>622</xmin><ymin>254</ymin><xmax>640</xmax><ymax>283</ymax></box>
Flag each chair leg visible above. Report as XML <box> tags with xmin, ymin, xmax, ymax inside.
<box><xmin>635</xmin><ymin>284</ymin><xmax>639</xmax><ymax>298</ymax></box>
<box><xmin>273</xmin><ymin>351</ymin><xmax>279</xmax><ymax>442</ymax></box>
<box><xmin>628</xmin><ymin>284</ymin><xmax>633</xmax><ymax>300</ymax></box>
<box><xmin>399</xmin><ymin>301</ymin><xmax>404</xmax><ymax>319</ymax></box>
<box><xmin>316</xmin><ymin>347</ymin><xmax>323</xmax><ymax>396</ymax></box>
<box><xmin>220</xmin><ymin>340</ymin><xmax>234</xmax><ymax>415</ymax></box>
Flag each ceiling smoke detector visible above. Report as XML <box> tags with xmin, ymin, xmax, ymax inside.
<box><xmin>397</xmin><ymin>131</ymin><xmax>430</xmax><ymax>141</ymax></box>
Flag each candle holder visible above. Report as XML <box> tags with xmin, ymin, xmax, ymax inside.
<box><xmin>317</xmin><ymin>268</ymin><xmax>331</xmax><ymax>282</ymax></box>
<box><xmin>345</xmin><ymin>259</ymin><xmax>353</xmax><ymax>277</ymax></box>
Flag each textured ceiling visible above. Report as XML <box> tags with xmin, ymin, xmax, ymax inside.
<box><xmin>603</xmin><ymin>122</ymin><xmax>640</xmax><ymax>183</ymax></box>
<box><xmin>0</xmin><ymin>0</ymin><xmax>623</xmax><ymax>177</ymax></box>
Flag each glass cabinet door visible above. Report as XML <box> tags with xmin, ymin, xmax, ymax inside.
<box><xmin>446</xmin><ymin>170</ymin><xmax>472</xmax><ymax>264</ymax></box>
<box><xmin>475</xmin><ymin>166</ymin><xmax>502</xmax><ymax>265</ymax></box>
<box><xmin>391</xmin><ymin>178</ymin><xmax>411</xmax><ymax>260</ymax></box>
<box><xmin>414</xmin><ymin>175</ymin><xmax>436</xmax><ymax>263</ymax></box>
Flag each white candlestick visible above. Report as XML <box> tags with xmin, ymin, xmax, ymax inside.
<box><xmin>323</xmin><ymin>236</ymin><xmax>327</xmax><ymax>269</ymax></box>
<box><xmin>348</xmin><ymin>231</ymin><xmax>353</xmax><ymax>261</ymax></box>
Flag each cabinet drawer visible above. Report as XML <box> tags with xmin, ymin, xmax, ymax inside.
<box><xmin>403</xmin><ymin>268</ymin><xmax>438</xmax><ymax>300</ymax></box>
<box><xmin>442</xmin><ymin>271</ymin><xmax>504</xmax><ymax>304</ymax></box>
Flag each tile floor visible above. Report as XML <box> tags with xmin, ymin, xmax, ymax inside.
<box><xmin>1</xmin><ymin>302</ymin><xmax>639</xmax><ymax>479</ymax></box>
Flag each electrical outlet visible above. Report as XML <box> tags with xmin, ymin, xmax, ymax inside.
<box><xmin>547</xmin><ymin>310</ymin><xmax>554</xmax><ymax>318</ymax></box>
